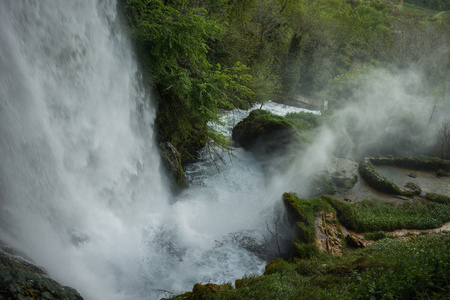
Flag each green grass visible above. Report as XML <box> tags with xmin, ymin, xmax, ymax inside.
<box><xmin>325</xmin><ymin>196</ymin><xmax>450</xmax><ymax>233</ymax></box>
<box><xmin>170</xmin><ymin>235</ymin><xmax>450</xmax><ymax>299</ymax></box>
<box><xmin>426</xmin><ymin>193</ymin><xmax>450</xmax><ymax>204</ymax></box>
<box><xmin>170</xmin><ymin>194</ymin><xmax>450</xmax><ymax>299</ymax></box>
<box><xmin>364</xmin><ymin>231</ymin><xmax>387</xmax><ymax>241</ymax></box>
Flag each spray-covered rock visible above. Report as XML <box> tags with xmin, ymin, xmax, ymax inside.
<box><xmin>0</xmin><ymin>247</ymin><xmax>83</xmax><ymax>300</ymax></box>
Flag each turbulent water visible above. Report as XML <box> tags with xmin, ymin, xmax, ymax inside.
<box><xmin>0</xmin><ymin>1</ymin><xmax>317</xmax><ymax>299</ymax></box>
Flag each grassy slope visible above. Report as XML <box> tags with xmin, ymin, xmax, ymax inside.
<box><xmin>169</xmin><ymin>194</ymin><xmax>450</xmax><ymax>300</ymax></box>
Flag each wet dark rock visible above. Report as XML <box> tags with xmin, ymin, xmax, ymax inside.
<box><xmin>227</xmin><ymin>231</ymin><xmax>267</xmax><ymax>260</ymax></box>
<box><xmin>345</xmin><ymin>234</ymin><xmax>367</xmax><ymax>249</ymax></box>
<box><xmin>402</xmin><ymin>182</ymin><xmax>421</xmax><ymax>195</ymax></box>
<box><xmin>0</xmin><ymin>247</ymin><xmax>83</xmax><ymax>300</ymax></box>
<box><xmin>160</xmin><ymin>142</ymin><xmax>187</xmax><ymax>190</ymax></box>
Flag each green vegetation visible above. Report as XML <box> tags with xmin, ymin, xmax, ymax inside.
<box><xmin>358</xmin><ymin>155</ymin><xmax>450</xmax><ymax>197</ymax></box>
<box><xmin>368</xmin><ymin>155</ymin><xmax>450</xmax><ymax>171</ymax></box>
<box><xmin>358</xmin><ymin>157</ymin><xmax>408</xmax><ymax>196</ymax></box>
<box><xmin>364</xmin><ymin>231</ymin><xmax>387</xmax><ymax>241</ymax></box>
<box><xmin>283</xmin><ymin>193</ymin><xmax>334</xmax><ymax>248</ymax></box>
<box><xmin>231</xmin><ymin>110</ymin><xmax>323</xmax><ymax>158</ymax></box>
<box><xmin>325</xmin><ymin>196</ymin><xmax>450</xmax><ymax>232</ymax></box>
<box><xmin>121</xmin><ymin>0</ymin><xmax>450</xmax><ymax>171</ymax></box>
<box><xmin>426</xmin><ymin>192</ymin><xmax>450</xmax><ymax>204</ymax></box>
<box><xmin>169</xmin><ymin>235</ymin><xmax>450</xmax><ymax>299</ymax></box>
<box><xmin>404</xmin><ymin>0</ymin><xmax>450</xmax><ymax>11</ymax></box>
<box><xmin>231</xmin><ymin>109</ymin><xmax>296</xmax><ymax>156</ymax></box>
<box><xmin>169</xmin><ymin>192</ymin><xmax>450</xmax><ymax>299</ymax></box>
<box><xmin>122</xmin><ymin>0</ymin><xmax>254</xmax><ymax>162</ymax></box>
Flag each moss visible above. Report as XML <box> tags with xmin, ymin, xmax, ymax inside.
<box><xmin>232</xmin><ymin>110</ymin><xmax>297</xmax><ymax>157</ymax></box>
<box><xmin>283</xmin><ymin>194</ymin><xmax>338</xmax><ymax>259</ymax></box>
<box><xmin>364</xmin><ymin>231</ymin><xmax>387</xmax><ymax>241</ymax></box>
<box><xmin>234</xmin><ymin>276</ymin><xmax>262</xmax><ymax>289</ymax></box>
<box><xmin>264</xmin><ymin>258</ymin><xmax>292</xmax><ymax>275</ymax></box>
<box><xmin>295</xmin><ymin>222</ymin><xmax>316</xmax><ymax>244</ymax></box>
<box><xmin>358</xmin><ymin>157</ymin><xmax>405</xmax><ymax>195</ymax></box>
<box><xmin>291</xmin><ymin>242</ymin><xmax>320</xmax><ymax>259</ymax></box>
<box><xmin>426</xmin><ymin>193</ymin><xmax>450</xmax><ymax>204</ymax></box>
<box><xmin>284</xmin><ymin>112</ymin><xmax>323</xmax><ymax>131</ymax></box>
<box><xmin>283</xmin><ymin>193</ymin><xmax>305</xmax><ymax>224</ymax></box>
<box><xmin>369</xmin><ymin>155</ymin><xmax>450</xmax><ymax>172</ymax></box>
<box><xmin>322</xmin><ymin>196</ymin><xmax>357</xmax><ymax>231</ymax></box>
<box><xmin>358</xmin><ymin>155</ymin><xmax>450</xmax><ymax>197</ymax></box>
<box><xmin>171</xmin><ymin>283</ymin><xmax>233</xmax><ymax>300</ymax></box>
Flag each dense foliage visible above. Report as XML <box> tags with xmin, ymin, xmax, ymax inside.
<box><xmin>121</xmin><ymin>0</ymin><xmax>449</xmax><ymax>167</ymax></box>
<box><xmin>122</xmin><ymin>0</ymin><xmax>254</xmax><ymax>161</ymax></box>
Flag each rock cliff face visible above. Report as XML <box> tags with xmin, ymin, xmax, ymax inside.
<box><xmin>0</xmin><ymin>246</ymin><xmax>83</xmax><ymax>300</ymax></box>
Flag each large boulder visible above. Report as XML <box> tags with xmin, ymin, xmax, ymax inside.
<box><xmin>232</xmin><ymin>109</ymin><xmax>297</xmax><ymax>157</ymax></box>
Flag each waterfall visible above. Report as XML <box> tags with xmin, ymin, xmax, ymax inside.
<box><xmin>0</xmin><ymin>1</ymin><xmax>316</xmax><ymax>299</ymax></box>
<box><xmin>0</xmin><ymin>1</ymin><xmax>169</xmax><ymax>299</ymax></box>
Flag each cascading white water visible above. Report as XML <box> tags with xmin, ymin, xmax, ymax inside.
<box><xmin>0</xmin><ymin>1</ymin><xmax>168</xmax><ymax>299</ymax></box>
<box><xmin>0</xmin><ymin>1</ymin><xmax>319</xmax><ymax>299</ymax></box>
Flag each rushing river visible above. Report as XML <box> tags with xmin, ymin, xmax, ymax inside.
<box><xmin>0</xmin><ymin>1</ymin><xmax>319</xmax><ymax>299</ymax></box>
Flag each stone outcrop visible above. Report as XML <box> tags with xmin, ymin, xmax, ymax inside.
<box><xmin>315</xmin><ymin>212</ymin><xmax>344</xmax><ymax>256</ymax></box>
<box><xmin>0</xmin><ymin>247</ymin><xmax>83</xmax><ymax>300</ymax></box>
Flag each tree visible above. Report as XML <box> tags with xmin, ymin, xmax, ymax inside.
<box><xmin>123</xmin><ymin>0</ymin><xmax>253</xmax><ymax>161</ymax></box>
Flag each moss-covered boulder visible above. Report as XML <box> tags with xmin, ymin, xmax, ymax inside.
<box><xmin>0</xmin><ymin>247</ymin><xmax>83</xmax><ymax>300</ymax></box>
<box><xmin>232</xmin><ymin>110</ymin><xmax>297</xmax><ymax>157</ymax></box>
<box><xmin>358</xmin><ymin>157</ymin><xmax>405</xmax><ymax>195</ymax></box>
<box><xmin>426</xmin><ymin>193</ymin><xmax>450</xmax><ymax>204</ymax></box>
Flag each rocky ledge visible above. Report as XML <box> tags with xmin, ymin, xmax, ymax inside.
<box><xmin>0</xmin><ymin>246</ymin><xmax>83</xmax><ymax>300</ymax></box>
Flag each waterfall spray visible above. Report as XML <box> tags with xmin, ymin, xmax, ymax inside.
<box><xmin>0</xmin><ymin>2</ymin><xmax>313</xmax><ymax>299</ymax></box>
<box><xmin>0</xmin><ymin>1</ymin><xmax>169</xmax><ymax>298</ymax></box>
